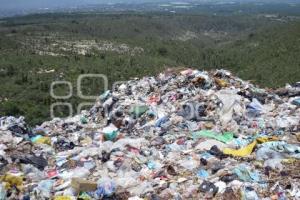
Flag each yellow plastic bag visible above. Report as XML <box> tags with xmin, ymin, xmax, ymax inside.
<box><xmin>215</xmin><ymin>78</ymin><xmax>228</xmax><ymax>87</ymax></box>
<box><xmin>223</xmin><ymin>140</ymin><xmax>257</xmax><ymax>157</ymax></box>
<box><xmin>0</xmin><ymin>173</ymin><xmax>23</xmax><ymax>191</ymax></box>
<box><xmin>54</xmin><ymin>196</ymin><xmax>72</xmax><ymax>200</ymax></box>
<box><xmin>256</xmin><ymin>136</ymin><xmax>278</xmax><ymax>143</ymax></box>
<box><xmin>282</xmin><ymin>158</ymin><xmax>297</xmax><ymax>164</ymax></box>
<box><xmin>35</xmin><ymin>136</ymin><xmax>51</xmax><ymax>145</ymax></box>
<box><xmin>223</xmin><ymin>136</ymin><xmax>278</xmax><ymax>157</ymax></box>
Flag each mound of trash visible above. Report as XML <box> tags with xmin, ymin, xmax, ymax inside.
<box><xmin>0</xmin><ymin>68</ymin><xmax>300</xmax><ymax>200</ymax></box>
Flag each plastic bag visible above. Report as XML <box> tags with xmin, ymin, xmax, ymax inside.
<box><xmin>223</xmin><ymin>140</ymin><xmax>257</xmax><ymax>157</ymax></box>
<box><xmin>197</xmin><ymin>169</ymin><xmax>209</xmax><ymax>179</ymax></box>
<box><xmin>192</xmin><ymin>130</ymin><xmax>234</xmax><ymax>143</ymax></box>
<box><xmin>36</xmin><ymin>180</ymin><xmax>55</xmax><ymax>198</ymax></box>
<box><xmin>94</xmin><ymin>177</ymin><xmax>115</xmax><ymax>198</ymax></box>
<box><xmin>180</xmin><ymin>157</ymin><xmax>198</xmax><ymax>171</ymax></box>
<box><xmin>0</xmin><ymin>183</ymin><xmax>6</xmax><ymax>200</ymax></box>
<box><xmin>59</xmin><ymin>167</ymin><xmax>90</xmax><ymax>180</ymax></box>
<box><xmin>246</xmin><ymin>98</ymin><xmax>264</xmax><ymax>116</ymax></box>
<box><xmin>234</xmin><ymin>165</ymin><xmax>260</xmax><ymax>182</ymax></box>
<box><xmin>224</xmin><ymin>137</ymin><xmax>277</xmax><ymax>157</ymax></box>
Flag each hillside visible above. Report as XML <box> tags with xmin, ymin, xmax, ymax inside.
<box><xmin>0</xmin><ymin>12</ymin><xmax>299</xmax><ymax>125</ymax></box>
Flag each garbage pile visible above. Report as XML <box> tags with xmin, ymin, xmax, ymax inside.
<box><xmin>0</xmin><ymin>68</ymin><xmax>300</xmax><ymax>200</ymax></box>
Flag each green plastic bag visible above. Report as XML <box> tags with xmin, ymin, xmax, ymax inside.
<box><xmin>130</xmin><ymin>105</ymin><xmax>148</xmax><ymax>117</ymax></box>
<box><xmin>192</xmin><ymin>130</ymin><xmax>234</xmax><ymax>143</ymax></box>
<box><xmin>80</xmin><ymin>116</ymin><xmax>88</xmax><ymax>124</ymax></box>
<box><xmin>104</xmin><ymin>130</ymin><xmax>118</xmax><ymax>141</ymax></box>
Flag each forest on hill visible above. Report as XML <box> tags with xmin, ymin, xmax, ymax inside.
<box><xmin>0</xmin><ymin>10</ymin><xmax>299</xmax><ymax>125</ymax></box>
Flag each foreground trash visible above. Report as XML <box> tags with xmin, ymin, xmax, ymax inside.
<box><xmin>0</xmin><ymin>68</ymin><xmax>299</xmax><ymax>199</ymax></box>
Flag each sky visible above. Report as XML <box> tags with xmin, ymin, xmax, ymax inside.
<box><xmin>1</xmin><ymin>0</ymin><xmax>164</xmax><ymax>10</ymax></box>
<box><xmin>0</xmin><ymin>0</ymin><xmax>299</xmax><ymax>12</ymax></box>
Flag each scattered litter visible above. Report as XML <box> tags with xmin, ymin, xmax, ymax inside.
<box><xmin>0</xmin><ymin>68</ymin><xmax>299</xmax><ymax>199</ymax></box>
